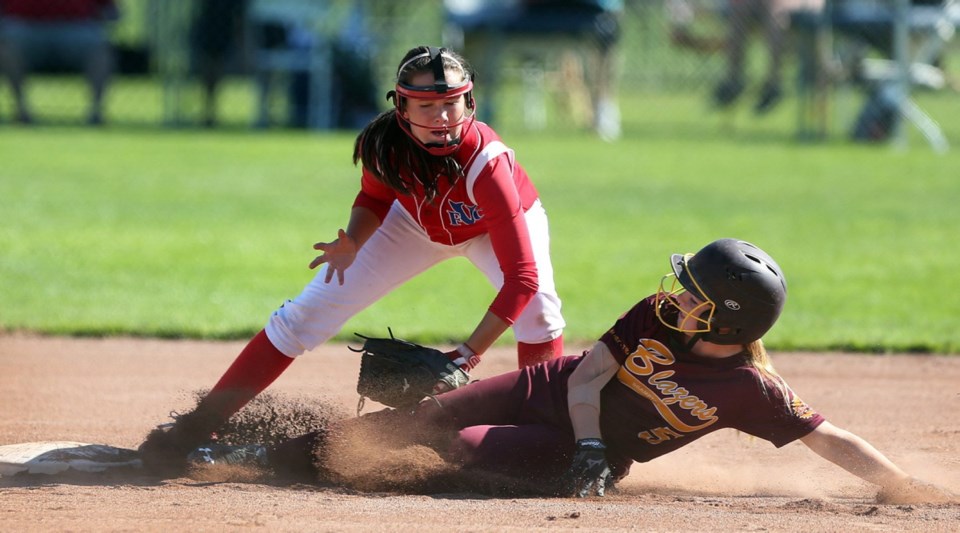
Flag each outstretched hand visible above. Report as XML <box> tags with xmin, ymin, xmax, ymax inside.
<box><xmin>310</xmin><ymin>229</ymin><xmax>357</xmax><ymax>285</ymax></box>
<box><xmin>877</xmin><ymin>476</ymin><xmax>960</xmax><ymax>505</ymax></box>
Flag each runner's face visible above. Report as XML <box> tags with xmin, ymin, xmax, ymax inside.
<box><xmin>402</xmin><ymin>71</ymin><xmax>467</xmax><ymax>146</ymax></box>
<box><xmin>674</xmin><ymin>290</ymin><xmax>711</xmax><ymax>333</ymax></box>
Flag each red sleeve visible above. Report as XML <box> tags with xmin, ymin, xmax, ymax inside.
<box><xmin>472</xmin><ymin>156</ymin><xmax>538</xmax><ymax>324</ymax></box>
<box><xmin>351</xmin><ymin>167</ymin><xmax>397</xmax><ymax>222</ymax></box>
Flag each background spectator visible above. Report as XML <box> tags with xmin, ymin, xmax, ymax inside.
<box><xmin>190</xmin><ymin>0</ymin><xmax>249</xmax><ymax>128</ymax></box>
<box><xmin>445</xmin><ymin>0</ymin><xmax>623</xmax><ymax>140</ymax></box>
<box><xmin>0</xmin><ymin>0</ymin><xmax>119</xmax><ymax>125</ymax></box>
<box><xmin>712</xmin><ymin>0</ymin><xmax>824</xmax><ymax>114</ymax></box>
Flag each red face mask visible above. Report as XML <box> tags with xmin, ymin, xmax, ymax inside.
<box><xmin>387</xmin><ymin>47</ymin><xmax>477</xmax><ymax>156</ymax></box>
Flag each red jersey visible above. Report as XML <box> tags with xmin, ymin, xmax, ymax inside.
<box><xmin>596</xmin><ymin>295</ymin><xmax>825</xmax><ymax>467</ymax></box>
<box><xmin>352</xmin><ymin>121</ymin><xmax>541</xmax><ymax>324</ymax></box>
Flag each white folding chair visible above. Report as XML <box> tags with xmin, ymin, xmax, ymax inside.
<box><xmin>838</xmin><ymin>0</ymin><xmax>958</xmax><ymax>152</ymax></box>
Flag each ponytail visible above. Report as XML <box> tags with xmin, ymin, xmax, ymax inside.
<box><xmin>744</xmin><ymin>339</ymin><xmax>791</xmax><ymax>412</ymax></box>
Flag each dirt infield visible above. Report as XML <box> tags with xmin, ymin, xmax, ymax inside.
<box><xmin>1</xmin><ymin>334</ymin><xmax>958</xmax><ymax>532</ymax></box>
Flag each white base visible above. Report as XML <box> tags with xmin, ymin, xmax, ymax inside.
<box><xmin>0</xmin><ymin>441</ymin><xmax>142</xmax><ymax>476</ymax></box>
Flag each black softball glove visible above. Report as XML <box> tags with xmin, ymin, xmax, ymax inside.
<box><xmin>559</xmin><ymin>438</ymin><xmax>612</xmax><ymax>497</ymax></box>
<box><xmin>350</xmin><ymin>329</ymin><xmax>470</xmax><ymax>411</ymax></box>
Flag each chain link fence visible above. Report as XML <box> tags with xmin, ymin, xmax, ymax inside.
<box><xmin>1</xmin><ymin>0</ymin><xmax>956</xmax><ymax>142</ymax></box>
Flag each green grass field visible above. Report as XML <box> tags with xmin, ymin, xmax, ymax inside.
<box><xmin>2</xmin><ymin>86</ymin><xmax>958</xmax><ymax>353</ymax></box>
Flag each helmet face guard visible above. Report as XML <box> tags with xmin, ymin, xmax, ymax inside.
<box><xmin>655</xmin><ymin>256</ymin><xmax>716</xmax><ymax>336</ymax></box>
<box><xmin>656</xmin><ymin>239</ymin><xmax>787</xmax><ymax>345</ymax></box>
<box><xmin>386</xmin><ymin>47</ymin><xmax>476</xmax><ymax>156</ymax></box>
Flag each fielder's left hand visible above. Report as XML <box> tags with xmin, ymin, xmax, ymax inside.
<box><xmin>310</xmin><ymin>228</ymin><xmax>357</xmax><ymax>285</ymax></box>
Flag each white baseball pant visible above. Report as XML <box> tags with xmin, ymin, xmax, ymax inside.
<box><xmin>265</xmin><ymin>200</ymin><xmax>565</xmax><ymax>357</ymax></box>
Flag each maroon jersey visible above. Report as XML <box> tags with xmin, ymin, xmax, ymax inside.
<box><xmin>597</xmin><ymin>295</ymin><xmax>825</xmax><ymax>466</ymax></box>
<box><xmin>422</xmin><ymin>294</ymin><xmax>823</xmax><ymax>481</ymax></box>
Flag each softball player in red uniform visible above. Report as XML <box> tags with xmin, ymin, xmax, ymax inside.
<box><xmin>194</xmin><ymin>238</ymin><xmax>955</xmax><ymax>503</ymax></box>
<box><xmin>139</xmin><ymin>45</ymin><xmax>565</xmax><ymax>469</ymax></box>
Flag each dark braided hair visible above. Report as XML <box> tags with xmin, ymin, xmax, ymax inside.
<box><xmin>352</xmin><ymin>46</ymin><xmax>472</xmax><ymax>200</ymax></box>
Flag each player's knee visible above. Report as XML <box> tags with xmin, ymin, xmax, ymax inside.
<box><xmin>512</xmin><ymin>295</ymin><xmax>565</xmax><ymax>345</ymax></box>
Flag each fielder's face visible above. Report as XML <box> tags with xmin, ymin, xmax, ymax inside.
<box><xmin>402</xmin><ymin>71</ymin><xmax>468</xmax><ymax>147</ymax></box>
